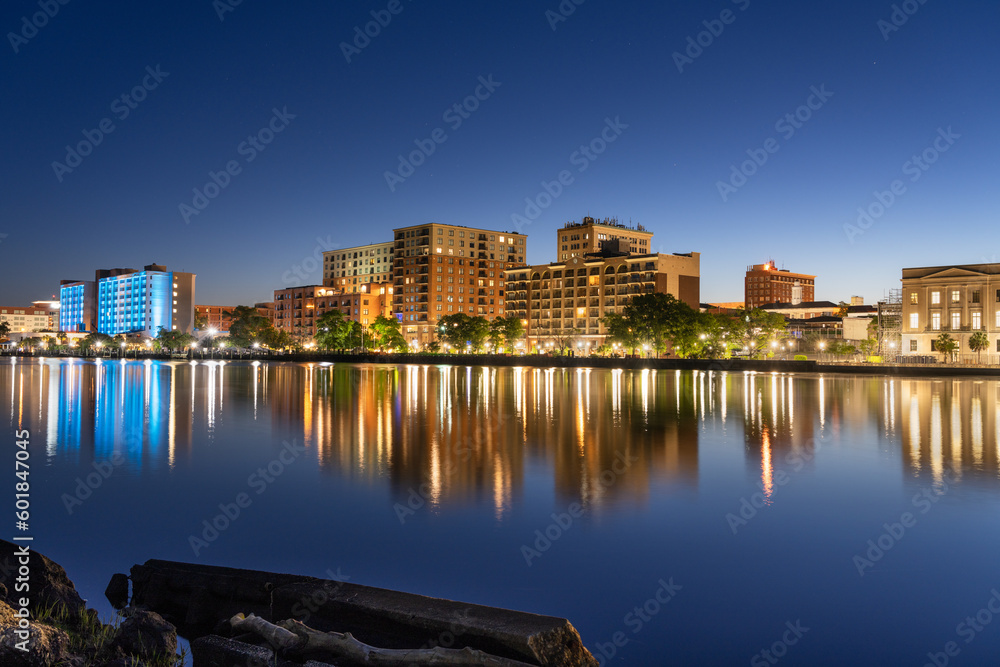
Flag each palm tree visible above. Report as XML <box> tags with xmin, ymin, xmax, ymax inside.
<box><xmin>935</xmin><ymin>332</ymin><xmax>958</xmax><ymax>363</ymax></box>
<box><xmin>968</xmin><ymin>331</ymin><xmax>989</xmax><ymax>364</ymax></box>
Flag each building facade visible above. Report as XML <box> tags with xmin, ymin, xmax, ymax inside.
<box><xmin>745</xmin><ymin>262</ymin><xmax>815</xmax><ymax>308</ymax></box>
<box><xmin>504</xmin><ymin>250</ymin><xmax>701</xmax><ymax>352</ymax></box>
<box><xmin>392</xmin><ymin>223</ymin><xmax>527</xmax><ymax>347</ymax></box>
<box><xmin>323</xmin><ymin>241</ymin><xmax>394</xmax><ymax>293</ymax></box>
<box><xmin>901</xmin><ymin>263</ymin><xmax>1000</xmax><ymax>358</ymax></box>
<box><xmin>556</xmin><ymin>217</ymin><xmax>652</xmax><ymax>261</ymax></box>
<box><xmin>94</xmin><ymin>265</ymin><xmax>196</xmax><ymax>336</ymax></box>
<box><xmin>0</xmin><ymin>307</ymin><xmax>52</xmax><ymax>333</ymax></box>
<box><xmin>273</xmin><ymin>284</ymin><xmax>393</xmax><ymax>340</ymax></box>
<box><xmin>195</xmin><ymin>305</ymin><xmax>236</xmax><ymax>332</ymax></box>
<box><xmin>58</xmin><ymin>280</ymin><xmax>96</xmax><ymax>332</ymax></box>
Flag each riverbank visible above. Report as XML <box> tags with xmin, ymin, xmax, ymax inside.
<box><xmin>8</xmin><ymin>351</ymin><xmax>1000</xmax><ymax>378</ymax></box>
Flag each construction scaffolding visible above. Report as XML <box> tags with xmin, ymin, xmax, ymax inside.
<box><xmin>877</xmin><ymin>289</ymin><xmax>902</xmax><ymax>362</ymax></box>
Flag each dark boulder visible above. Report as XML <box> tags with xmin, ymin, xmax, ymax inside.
<box><xmin>0</xmin><ymin>540</ymin><xmax>86</xmax><ymax>621</ymax></box>
<box><xmin>111</xmin><ymin>608</ymin><xmax>177</xmax><ymax>661</ymax></box>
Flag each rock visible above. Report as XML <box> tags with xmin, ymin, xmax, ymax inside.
<box><xmin>0</xmin><ymin>540</ymin><xmax>87</xmax><ymax>621</ymax></box>
<box><xmin>105</xmin><ymin>658</ymin><xmax>147</xmax><ymax>667</ymax></box>
<box><xmin>190</xmin><ymin>634</ymin><xmax>274</xmax><ymax>667</ymax></box>
<box><xmin>0</xmin><ymin>599</ymin><xmax>72</xmax><ymax>667</ymax></box>
<box><xmin>111</xmin><ymin>609</ymin><xmax>177</xmax><ymax>661</ymax></box>
<box><xmin>106</xmin><ymin>572</ymin><xmax>130</xmax><ymax>610</ymax></box>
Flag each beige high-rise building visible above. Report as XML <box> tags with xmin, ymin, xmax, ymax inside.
<box><xmin>555</xmin><ymin>216</ymin><xmax>652</xmax><ymax>261</ymax></box>
<box><xmin>392</xmin><ymin>223</ymin><xmax>527</xmax><ymax>346</ymax></box>
<box><xmin>323</xmin><ymin>241</ymin><xmax>394</xmax><ymax>293</ymax></box>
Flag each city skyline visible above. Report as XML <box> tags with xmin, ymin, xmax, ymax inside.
<box><xmin>2</xmin><ymin>1</ymin><xmax>997</xmax><ymax>307</ymax></box>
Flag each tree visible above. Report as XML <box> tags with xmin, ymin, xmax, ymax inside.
<box><xmin>194</xmin><ymin>313</ymin><xmax>209</xmax><ymax>331</ymax></box>
<box><xmin>969</xmin><ymin>331</ymin><xmax>989</xmax><ymax>363</ymax></box>
<box><xmin>437</xmin><ymin>314</ymin><xmax>490</xmax><ymax>352</ymax></box>
<box><xmin>836</xmin><ymin>301</ymin><xmax>849</xmax><ymax>318</ymax></box>
<box><xmin>0</xmin><ymin>321</ymin><xmax>10</xmax><ymax>340</ymax></box>
<box><xmin>226</xmin><ymin>306</ymin><xmax>274</xmax><ymax>348</ymax></box>
<box><xmin>156</xmin><ymin>327</ymin><xmax>194</xmax><ymax>351</ymax></box>
<box><xmin>488</xmin><ymin>315</ymin><xmax>524</xmax><ymax>352</ymax></box>
<box><xmin>78</xmin><ymin>332</ymin><xmax>114</xmax><ymax>353</ymax></box>
<box><xmin>369</xmin><ymin>315</ymin><xmax>407</xmax><ymax>352</ymax></box>
<box><xmin>315</xmin><ymin>310</ymin><xmax>351</xmax><ymax>351</ymax></box>
<box><xmin>935</xmin><ymin>332</ymin><xmax>958</xmax><ymax>363</ymax></box>
<box><xmin>727</xmin><ymin>308</ymin><xmax>788</xmax><ymax>359</ymax></box>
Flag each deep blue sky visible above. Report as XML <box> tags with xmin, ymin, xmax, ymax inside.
<box><xmin>2</xmin><ymin>0</ymin><xmax>997</xmax><ymax>306</ymax></box>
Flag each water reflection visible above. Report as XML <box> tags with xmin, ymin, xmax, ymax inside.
<box><xmin>3</xmin><ymin>360</ymin><xmax>1000</xmax><ymax>509</ymax></box>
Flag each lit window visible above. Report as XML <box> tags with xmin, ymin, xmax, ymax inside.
<box><xmin>931</xmin><ymin>291</ymin><xmax>940</xmax><ymax>305</ymax></box>
<box><xmin>951</xmin><ymin>312</ymin><xmax>960</xmax><ymax>330</ymax></box>
<box><xmin>931</xmin><ymin>313</ymin><xmax>941</xmax><ymax>330</ymax></box>
<box><xmin>972</xmin><ymin>312</ymin><xmax>982</xmax><ymax>330</ymax></box>
<box><xmin>951</xmin><ymin>290</ymin><xmax>960</xmax><ymax>303</ymax></box>
<box><xmin>909</xmin><ymin>313</ymin><xmax>918</xmax><ymax>330</ymax></box>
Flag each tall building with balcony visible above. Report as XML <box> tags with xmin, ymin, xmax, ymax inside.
<box><xmin>901</xmin><ymin>262</ymin><xmax>1000</xmax><ymax>358</ymax></box>
<box><xmin>505</xmin><ymin>246</ymin><xmax>700</xmax><ymax>352</ymax></box>
<box><xmin>94</xmin><ymin>264</ymin><xmax>196</xmax><ymax>335</ymax></box>
<box><xmin>556</xmin><ymin>216</ymin><xmax>652</xmax><ymax>261</ymax></box>
<box><xmin>323</xmin><ymin>241</ymin><xmax>394</xmax><ymax>293</ymax></box>
<box><xmin>392</xmin><ymin>223</ymin><xmax>527</xmax><ymax>347</ymax></box>
<box><xmin>745</xmin><ymin>261</ymin><xmax>815</xmax><ymax>308</ymax></box>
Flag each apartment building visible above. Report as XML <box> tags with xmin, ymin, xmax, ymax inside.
<box><xmin>556</xmin><ymin>216</ymin><xmax>652</xmax><ymax>261</ymax></box>
<box><xmin>0</xmin><ymin>306</ymin><xmax>52</xmax><ymax>333</ymax></box>
<box><xmin>194</xmin><ymin>305</ymin><xmax>236</xmax><ymax>332</ymax></box>
<box><xmin>273</xmin><ymin>284</ymin><xmax>393</xmax><ymax>340</ymax></box>
<box><xmin>745</xmin><ymin>262</ymin><xmax>815</xmax><ymax>308</ymax></box>
<box><xmin>392</xmin><ymin>223</ymin><xmax>527</xmax><ymax>346</ymax></box>
<box><xmin>323</xmin><ymin>241</ymin><xmax>394</xmax><ymax>293</ymax></box>
<box><xmin>505</xmin><ymin>248</ymin><xmax>701</xmax><ymax>351</ymax></box>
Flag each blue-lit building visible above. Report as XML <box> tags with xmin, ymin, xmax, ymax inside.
<box><xmin>60</xmin><ymin>264</ymin><xmax>196</xmax><ymax>336</ymax></box>
<box><xmin>59</xmin><ymin>280</ymin><xmax>96</xmax><ymax>332</ymax></box>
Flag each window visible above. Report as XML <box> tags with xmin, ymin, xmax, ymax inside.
<box><xmin>909</xmin><ymin>313</ymin><xmax>918</xmax><ymax>329</ymax></box>
<box><xmin>931</xmin><ymin>313</ymin><xmax>941</xmax><ymax>330</ymax></box>
<box><xmin>951</xmin><ymin>290</ymin><xmax>960</xmax><ymax>303</ymax></box>
<box><xmin>973</xmin><ymin>312</ymin><xmax>982</xmax><ymax>330</ymax></box>
<box><xmin>910</xmin><ymin>340</ymin><xmax>917</xmax><ymax>352</ymax></box>
<box><xmin>973</xmin><ymin>290</ymin><xmax>981</xmax><ymax>303</ymax></box>
<box><xmin>951</xmin><ymin>312</ymin><xmax>960</xmax><ymax>330</ymax></box>
<box><xmin>931</xmin><ymin>291</ymin><xmax>940</xmax><ymax>305</ymax></box>
<box><xmin>910</xmin><ymin>292</ymin><xmax>918</xmax><ymax>304</ymax></box>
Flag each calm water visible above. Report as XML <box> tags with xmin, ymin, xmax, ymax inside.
<box><xmin>5</xmin><ymin>357</ymin><xmax>1000</xmax><ymax>665</ymax></box>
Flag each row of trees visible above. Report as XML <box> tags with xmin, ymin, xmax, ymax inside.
<box><xmin>601</xmin><ymin>294</ymin><xmax>789</xmax><ymax>359</ymax></box>
<box><xmin>435</xmin><ymin>314</ymin><xmax>524</xmax><ymax>353</ymax></box>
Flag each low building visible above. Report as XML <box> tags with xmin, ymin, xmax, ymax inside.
<box><xmin>195</xmin><ymin>305</ymin><xmax>236</xmax><ymax>332</ymax></box>
<box><xmin>0</xmin><ymin>307</ymin><xmax>52</xmax><ymax>334</ymax></box>
<box><xmin>901</xmin><ymin>262</ymin><xmax>1000</xmax><ymax>358</ymax></box>
<box><xmin>505</xmin><ymin>249</ymin><xmax>700</xmax><ymax>352</ymax></box>
<box><xmin>273</xmin><ymin>284</ymin><xmax>393</xmax><ymax>341</ymax></box>
<box><xmin>758</xmin><ymin>301</ymin><xmax>839</xmax><ymax>319</ymax></box>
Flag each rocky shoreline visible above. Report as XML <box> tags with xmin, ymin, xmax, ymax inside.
<box><xmin>0</xmin><ymin>541</ymin><xmax>597</xmax><ymax>666</ymax></box>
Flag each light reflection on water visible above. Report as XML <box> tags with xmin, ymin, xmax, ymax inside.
<box><xmin>5</xmin><ymin>358</ymin><xmax>1000</xmax><ymax>665</ymax></box>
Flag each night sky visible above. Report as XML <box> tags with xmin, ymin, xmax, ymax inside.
<box><xmin>2</xmin><ymin>0</ymin><xmax>997</xmax><ymax>307</ymax></box>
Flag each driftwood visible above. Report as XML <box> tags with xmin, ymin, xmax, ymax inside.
<box><xmin>229</xmin><ymin>613</ymin><xmax>537</xmax><ymax>667</ymax></box>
